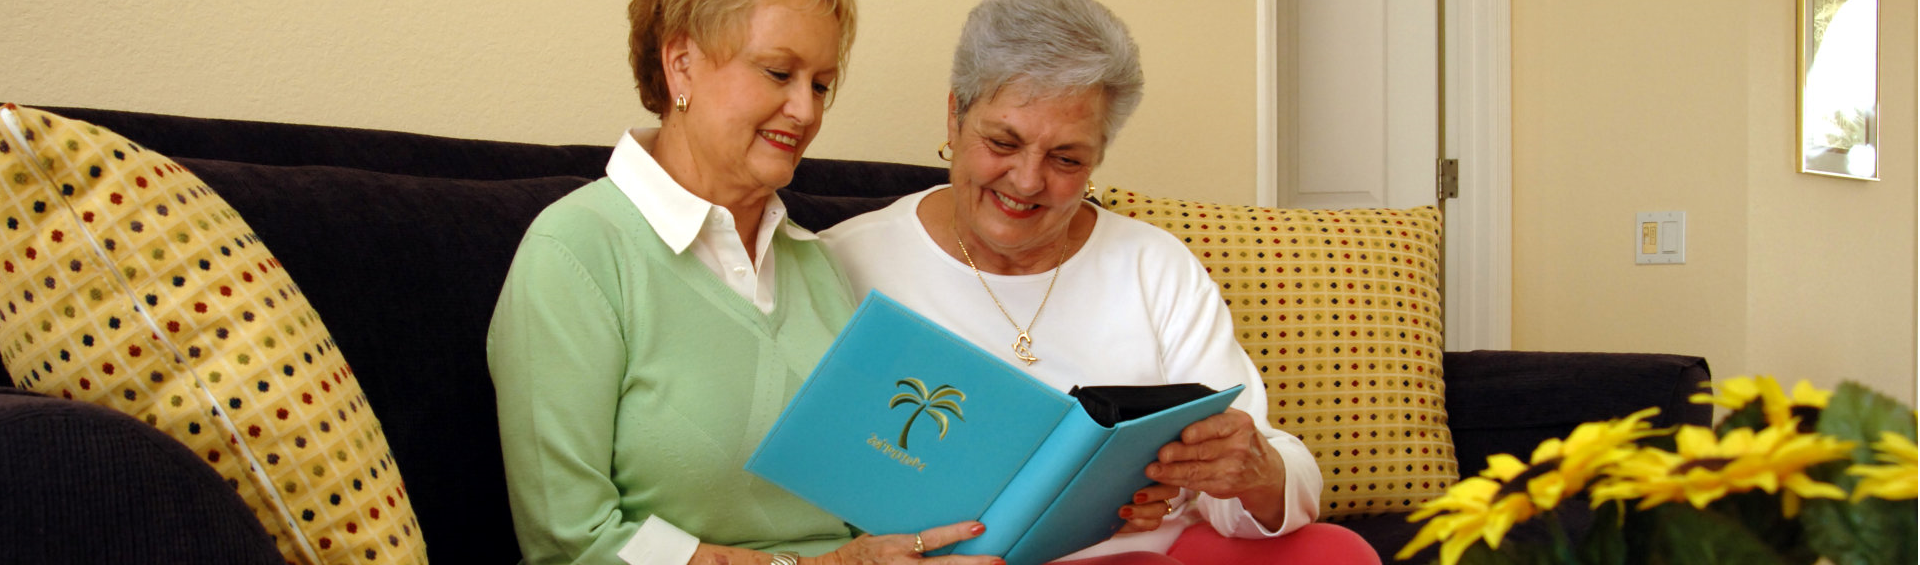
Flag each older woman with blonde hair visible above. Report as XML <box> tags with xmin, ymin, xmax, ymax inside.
<box><xmin>488</xmin><ymin>1</ymin><xmax>1002</xmax><ymax>564</ymax></box>
<box><xmin>821</xmin><ymin>0</ymin><xmax>1378</xmax><ymax>563</ymax></box>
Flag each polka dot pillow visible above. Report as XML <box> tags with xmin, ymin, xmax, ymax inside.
<box><xmin>1100</xmin><ymin>187</ymin><xmax>1456</xmax><ymax>519</ymax></box>
<box><xmin>0</xmin><ymin>105</ymin><xmax>428</xmax><ymax>563</ymax></box>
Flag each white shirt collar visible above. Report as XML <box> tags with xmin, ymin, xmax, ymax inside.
<box><xmin>605</xmin><ymin>128</ymin><xmax>816</xmax><ymax>255</ymax></box>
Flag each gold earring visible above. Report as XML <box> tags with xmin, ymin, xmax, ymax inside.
<box><xmin>1084</xmin><ymin>181</ymin><xmax>1097</xmax><ymax>201</ymax></box>
<box><xmin>674</xmin><ymin>94</ymin><xmax>689</xmax><ymax>113</ymax></box>
<box><xmin>937</xmin><ymin>141</ymin><xmax>952</xmax><ymax>162</ymax></box>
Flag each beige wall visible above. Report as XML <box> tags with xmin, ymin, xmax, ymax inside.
<box><xmin>820</xmin><ymin>1</ymin><xmax>1258</xmax><ymax>207</ymax></box>
<box><xmin>9</xmin><ymin>1</ymin><xmax>1916</xmax><ymax>400</ymax></box>
<box><xmin>1</xmin><ymin>0</ymin><xmax>1259</xmax><ymax>207</ymax></box>
<box><xmin>2</xmin><ymin>0</ymin><xmax>648</xmax><ymax>148</ymax></box>
<box><xmin>1513</xmin><ymin>0</ymin><xmax>1917</xmax><ymax>402</ymax></box>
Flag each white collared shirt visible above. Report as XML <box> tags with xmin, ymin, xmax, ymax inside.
<box><xmin>607</xmin><ymin>128</ymin><xmax>816</xmax><ymax>315</ymax></box>
<box><xmin>604</xmin><ymin>128</ymin><xmax>818</xmax><ymax>565</ymax></box>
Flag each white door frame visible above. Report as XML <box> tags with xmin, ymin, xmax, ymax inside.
<box><xmin>1441</xmin><ymin>0</ymin><xmax>1513</xmax><ymax>351</ymax></box>
<box><xmin>1257</xmin><ymin>0</ymin><xmax>1512</xmax><ymax>351</ymax></box>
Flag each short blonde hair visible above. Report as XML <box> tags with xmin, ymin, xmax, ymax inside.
<box><xmin>628</xmin><ymin>0</ymin><xmax>858</xmax><ymax>116</ymax></box>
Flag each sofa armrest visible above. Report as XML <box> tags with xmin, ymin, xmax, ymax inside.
<box><xmin>0</xmin><ymin>388</ymin><xmax>281</xmax><ymax>562</ymax></box>
<box><xmin>1443</xmin><ymin>350</ymin><xmax>1711</xmax><ymax>477</ymax></box>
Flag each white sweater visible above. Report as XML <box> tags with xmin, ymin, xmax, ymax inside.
<box><xmin>820</xmin><ymin>187</ymin><xmax>1322</xmax><ymax>560</ymax></box>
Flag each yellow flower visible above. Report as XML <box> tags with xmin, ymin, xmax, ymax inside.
<box><xmin>1592</xmin><ymin>424</ymin><xmax>1853</xmax><ymax>515</ymax></box>
<box><xmin>1592</xmin><ymin>446</ymin><xmax>1685</xmax><ymax>508</ymax></box>
<box><xmin>1520</xmin><ymin>407</ymin><xmax>1663</xmax><ymax>510</ymax></box>
<box><xmin>1690</xmin><ymin>375</ymin><xmax>1832</xmax><ymax>428</ymax></box>
<box><xmin>1848</xmin><ymin>431</ymin><xmax>1918</xmax><ymax>501</ymax></box>
<box><xmin>1397</xmin><ymin>409</ymin><xmax>1660</xmax><ymax>565</ymax></box>
<box><xmin>1690</xmin><ymin>376</ymin><xmax>1761</xmax><ymax>409</ymax></box>
<box><xmin>1396</xmin><ymin>470</ymin><xmax>1536</xmax><ymax>565</ymax></box>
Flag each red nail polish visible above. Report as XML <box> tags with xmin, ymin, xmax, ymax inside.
<box><xmin>1119</xmin><ymin>507</ymin><xmax>1134</xmax><ymax>519</ymax></box>
<box><xmin>970</xmin><ymin>523</ymin><xmax>986</xmax><ymax>536</ymax></box>
<box><xmin>1134</xmin><ymin>492</ymin><xmax>1149</xmax><ymax>504</ymax></box>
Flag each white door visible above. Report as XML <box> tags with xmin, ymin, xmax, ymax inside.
<box><xmin>1270</xmin><ymin>0</ymin><xmax>1439</xmax><ymax>210</ymax></box>
<box><xmin>1260</xmin><ymin>0</ymin><xmax>1513</xmax><ymax>351</ymax></box>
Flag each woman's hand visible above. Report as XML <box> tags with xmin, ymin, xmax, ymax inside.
<box><xmin>1143</xmin><ymin>408</ymin><xmax>1291</xmax><ymax>529</ymax></box>
<box><xmin>806</xmin><ymin>521</ymin><xmax>1004</xmax><ymax>565</ymax></box>
<box><xmin>1113</xmin><ymin>483</ymin><xmax>1182</xmax><ymax>534</ymax></box>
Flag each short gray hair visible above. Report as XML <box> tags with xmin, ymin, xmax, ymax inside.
<box><xmin>950</xmin><ymin>0</ymin><xmax>1144</xmax><ymax>145</ymax></box>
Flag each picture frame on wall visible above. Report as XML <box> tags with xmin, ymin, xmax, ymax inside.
<box><xmin>1798</xmin><ymin>0</ymin><xmax>1879</xmax><ymax>180</ymax></box>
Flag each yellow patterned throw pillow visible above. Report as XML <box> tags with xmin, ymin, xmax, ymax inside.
<box><xmin>1101</xmin><ymin>187</ymin><xmax>1455</xmax><ymax>519</ymax></box>
<box><xmin>0</xmin><ymin>105</ymin><xmax>427</xmax><ymax>563</ymax></box>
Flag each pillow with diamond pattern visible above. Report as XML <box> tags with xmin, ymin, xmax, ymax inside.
<box><xmin>1099</xmin><ymin>186</ymin><xmax>1456</xmax><ymax>519</ymax></box>
<box><xmin>0</xmin><ymin>104</ymin><xmax>427</xmax><ymax>563</ymax></box>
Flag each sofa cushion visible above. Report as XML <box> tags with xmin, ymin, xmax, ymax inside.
<box><xmin>1442</xmin><ymin>350</ymin><xmax>1712</xmax><ymax>478</ymax></box>
<box><xmin>1099</xmin><ymin>187</ymin><xmax>1456</xmax><ymax>519</ymax></box>
<box><xmin>0</xmin><ymin>388</ymin><xmax>284</xmax><ymax>562</ymax></box>
<box><xmin>0</xmin><ymin>105</ymin><xmax>427</xmax><ymax>563</ymax></box>
<box><xmin>780</xmin><ymin>189</ymin><xmax>905</xmax><ymax>232</ymax></box>
<box><xmin>174</xmin><ymin>156</ymin><xmax>588</xmax><ymax>561</ymax></box>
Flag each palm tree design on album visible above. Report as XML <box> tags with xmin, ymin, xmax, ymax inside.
<box><xmin>889</xmin><ymin>377</ymin><xmax>966</xmax><ymax>449</ymax></box>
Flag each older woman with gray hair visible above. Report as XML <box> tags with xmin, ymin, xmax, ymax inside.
<box><xmin>821</xmin><ymin>0</ymin><xmax>1377</xmax><ymax>563</ymax></box>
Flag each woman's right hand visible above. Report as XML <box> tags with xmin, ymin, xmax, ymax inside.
<box><xmin>806</xmin><ymin>521</ymin><xmax>1003</xmax><ymax>565</ymax></box>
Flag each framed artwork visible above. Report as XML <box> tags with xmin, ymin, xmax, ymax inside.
<box><xmin>1799</xmin><ymin>0</ymin><xmax>1879</xmax><ymax>180</ymax></box>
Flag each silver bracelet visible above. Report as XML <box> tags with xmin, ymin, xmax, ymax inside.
<box><xmin>769</xmin><ymin>551</ymin><xmax>802</xmax><ymax>565</ymax></box>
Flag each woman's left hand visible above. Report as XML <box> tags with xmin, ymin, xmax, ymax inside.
<box><xmin>1143</xmin><ymin>408</ymin><xmax>1291</xmax><ymax>528</ymax></box>
<box><xmin>1113</xmin><ymin>483</ymin><xmax>1182</xmax><ymax>534</ymax></box>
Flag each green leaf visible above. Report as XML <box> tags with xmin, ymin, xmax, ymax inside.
<box><xmin>1620</xmin><ymin>499</ymin><xmax>1659</xmax><ymax>561</ymax></box>
<box><xmin>1542</xmin><ymin>510</ymin><xmax>1579</xmax><ymax>565</ymax></box>
<box><xmin>1803</xmin><ymin>382</ymin><xmax>1919</xmax><ymax>565</ymax></box>
<box><xmin>1638</xmin><ymin>427</ymin><xmax>1681</xmax><ymax>453</ymax></box>
<box><xmin>1647</xmin><ymin>503</ymin><xmax>1789</xmax><ymax>565</ymax></box>
<box><xmin>1708</xmin><ymin>491</ymin><xmax>1815</xmax><ymax>564</ymax></box>
<box><xmin>1801</xmin><ymin>497</ymin><xmax>1917</xmax><ymax>565</ymax></box>
<box><xmin>1814</xmin><ymin>383</ymin><xmax>1917</xmax><ymax>465</ymax></box>
<box><xmin>888</xmin><ymin>393</ymin><xmax>921</xmax><ymax>409</ymax></box>
<box><xmin>1716</xmin><ymin>402</ymin><xmax>1771</xmax><ymax>434</ymax></box>
<box><xmin>1453</xmin><ymin>540</ymin><xmax>1527</xmax><ymax>565</ymax></box>
<box><xmin>1579</xmin><ymin>501</ymin><xmax>1628</xmax><ymax>565</ymax></box>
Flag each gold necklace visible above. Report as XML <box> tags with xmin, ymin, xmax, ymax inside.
<box><xmin>954</xmin><ymin>228</ymin><xmax>1070</xmax><ymax>366</ymax></box>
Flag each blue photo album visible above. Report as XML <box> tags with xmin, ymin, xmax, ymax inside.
<box><xmin>745</xmin><ymin>291</ymin><xmax>1243</xmax><ymax>565</ymax></box>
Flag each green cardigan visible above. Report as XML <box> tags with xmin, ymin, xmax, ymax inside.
<box><xmin>488</xmin><ymin>179</ymin><xmax>856</xmax><ymax>564</ymax></box>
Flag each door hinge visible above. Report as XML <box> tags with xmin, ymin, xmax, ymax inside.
<box><xmin>1436</xmin><ymin>158</ymin><xmax>1460</xmax><ymax>201</ymax></box>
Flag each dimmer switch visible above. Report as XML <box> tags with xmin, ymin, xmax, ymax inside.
<box><xmin>1635</xmin><ymin>212</ymin><xmax>1686</xmax><ymax>265</ymax></box>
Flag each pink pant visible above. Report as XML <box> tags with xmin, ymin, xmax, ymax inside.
<box><xmin>1051</xmin><ymin>523</ymin><xmax>1380</xmax><ymax>565</ymax></box>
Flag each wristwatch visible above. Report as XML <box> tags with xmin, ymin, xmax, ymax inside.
<box><xmin>769</xmin><ymin>551</ymin><xmax>802</xmax><ymax>565</ymax></box>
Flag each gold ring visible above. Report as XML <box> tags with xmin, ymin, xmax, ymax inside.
<box><xmin>1165</xmin><ymin>502</ymin><xmax>1177</xmax><ymax>516</ymax></box>
<box><xmin>912</xmin><ymin>533</ymin><xmax>925</xmax><ymax>554</ymax></box>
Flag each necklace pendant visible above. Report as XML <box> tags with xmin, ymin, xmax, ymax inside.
<box><xmin>1012</xmin><ymin>331</ymin><xmax>1038</xmax><ymax>365</ymax></box>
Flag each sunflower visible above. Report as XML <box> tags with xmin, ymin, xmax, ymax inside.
<box><xmin>1514</xmin><ymin>407</ymin><xmax>1664</xmax><ymax>510</ymax></box>
<box><xmin>1690</xmin><ymin>375</ymin><xmax>1832</xmax><ymax>429</ymax></box>
<box><xmin>1395</xmin><ymin>468</ymin><xmax>1536</xmax><ymax>565</ymax></box>
<box><xmin>1593</xmin><ymin>424</ymin><xmax>1853</xmax><ymax>516</ymax></box>
<box><xmin>1396</xmin><ymin>409</ymin><xmax>1662</xmax><ymax>565</ymax></box>
<box><xmin>1847</xmin><ymin>431</ymin><xmax>1918</xmax><ymax>502</ymax></box>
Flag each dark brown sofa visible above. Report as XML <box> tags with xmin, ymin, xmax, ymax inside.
<box><xmin>0</xmin><ymin>106</ymin><xmax>1711</xmax><ymax>563</ymax></box>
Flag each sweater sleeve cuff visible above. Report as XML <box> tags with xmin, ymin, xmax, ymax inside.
<box><xmin>618</xmin><ymin>516</ymin><xmax>701</xmax><ymax>565</ymax></box>
<box><xmin>1194</xmin><ymin>432</ymin><xmax>1322</xmax><ymax>539</ymax></box>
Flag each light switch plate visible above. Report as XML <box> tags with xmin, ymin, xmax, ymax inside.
<box><xmin>1635</xmin><ymin>211</ymin><xmax>1686</xmax><ymax>265</ymax></box>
